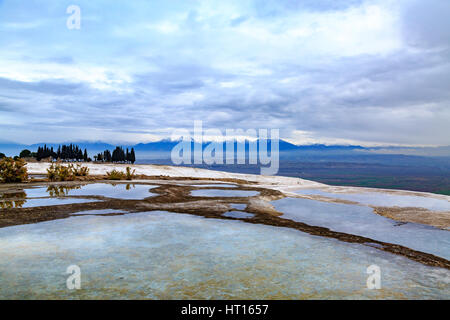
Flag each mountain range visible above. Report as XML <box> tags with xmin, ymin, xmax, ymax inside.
<box><xmin>1</xmin><ymin>140</ymin><xmax>449</xmax><ymax>159</ymax></box>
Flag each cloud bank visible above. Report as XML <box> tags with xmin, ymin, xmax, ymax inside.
<box><xmin>0</xmin><ymin>0</ymin><xmax>449</xmax><ymax>146</ymax></box>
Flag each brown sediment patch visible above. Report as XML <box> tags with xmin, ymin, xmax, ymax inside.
<box><xmin>372</xmin><ymin>206</ymin><xmax>450</xmax><ymax>230</ymax></box>
<box><xmin>247</xmin><ymin>199</ymin><xmax>283</xmax><ymax>217</ymax></box>
<box><xmin>246</xmin><ymin>191</ymin><xmax>285</xmax><ymax>216</ymax></box>
<box><xmin>0</xmin><ymin>181</ymin><xmax>449</xmax><ymax>270</ymax></box>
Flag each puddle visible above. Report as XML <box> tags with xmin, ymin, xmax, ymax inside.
<box><xmin>0</xmin><ymin>183</ymin><xmax>157</xmax><ymax>208</ymax></box>
<box><xmin>191</xmin><ymin>189</ymin><xmax>259</xmax><ymax>197</ymax></box>
<box><xmin>0</xmin><ymin>211</ymin><xmax>448</xmax><ymax>299</ymax></box>
<box><xmin>272</xmin><ymin>197</ymin><xmax>450</xmax><ymax>260</ymax></box>
<box><xmin>71</xmin><ymin>209</ymin><xmax>126</xmax><ymax>215</ymax></box>
<box><xmin>230</xmin><ymin>203</ymin><xmax>247</xmax><ymax>210</ymax></box>
<box><xmin>222</xmin><ymin>211</ymin><xmax>254</xmax><ymax>219</ymax></box>
<box><xmin>24</xmin><ymin>183</ymin><xmax>158</xmax><ymax>200</ymax></box>
<box><xmin>294</xmin><ymin>189</ymin><xmax>450</xmax><ymax>211</ymax></box>
<box><xmin>0</xmin><ymin>198</ymin><xmax>97</xmax><ymax>209</ymax></box>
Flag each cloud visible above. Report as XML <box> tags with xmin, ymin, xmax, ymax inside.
<box><xmin>401</xmin><ymin>0</ymin><xmax>450</xmax><ymax>49</ymax></box>
<box><xmin>0</xmin><ymin>0</ymin><xmax>449</xmax><ymax>146</ymax></box>
<box><xmin>0</xmin><ymin>77</ymin><xmax>85</xmax><ymax>95</ymax></box>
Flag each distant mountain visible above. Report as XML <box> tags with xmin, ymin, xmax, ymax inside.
<box><xmin>297</xmin><ymin>144</ymin><xmax>365</xmax><ymax>151</ymax></box>
<box><xmin>365</xmin><ymin>145</ymin><xmax>450</xmax><ymax>157</ymax></box>
<box><xmin>125</xmin><ymin>139</ymin><xmax>370</xmax><ymax>160</ymax></box>
<box><xmin>134</xmin><ymin>139</ymin><xmax>364</xmax><ymax>152</ymax></box>
<box><xmin>133</xmin><ymin>140</ymin><xmax>180</xmax><ymax>152</ymax></box>
<box><xmin>1</xmin><ymin>139</ymin><xmax>449</xmax><ymax>159</ymax></box>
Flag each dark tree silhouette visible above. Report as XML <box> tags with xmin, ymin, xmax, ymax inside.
<box><xmin>130</xmin><ymin>148</ymin><xmax>136</xmax><ymax>164</ymax></box>
<box><xmin>36</xmin><ymin>145</ymin><xmax>56</xmax><ymax>161</ymax></box>
<box><xmin>34</xmin><ymin>144</ymin><xmax>136</xmax><ymax>163</ymax></box>
<box><xmin>112</xmin><ymin>146</ymin><xmax>126</xmax><ymax>162</ymax></box>
<box><xmin>19</xmin><ymin>149</ymin><xmax>32</xmax><ymax>158</ymax></box>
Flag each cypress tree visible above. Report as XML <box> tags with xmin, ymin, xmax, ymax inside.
<box><xmin>112</xmin><ymin>147</ymin><xmax>118</xmax><ymax>162</ymax></box>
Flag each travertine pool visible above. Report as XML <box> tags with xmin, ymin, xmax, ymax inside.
<box><xmin>272</xmin><ymin>197</ymin><xmax>450</xmax><ymax>260</ymax></box>
<box><xmin>0</xmin><ymin>211</ymin><xmax>448</xmax><ymax>299</ymax></box>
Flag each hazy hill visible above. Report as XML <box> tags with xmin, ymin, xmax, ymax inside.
<box><xmin>1</xmin><ymin>139</ymin><xmax>449</xmax><ymax>159</ymax></box>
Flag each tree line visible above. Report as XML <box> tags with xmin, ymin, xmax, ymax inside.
<box><xmin>5</xmin><ymin>144</ymin><xmax>136</xmax><ymax>163</ymax></box>
<box><xmin>35</xmin><ymin>144</ymin><xmax>89</xmax><ymax>162</ymax></box>
<box><xmin>94</xmin><ymin>146</ymin><xmax>135</xmax><ymax>164</ymax></box>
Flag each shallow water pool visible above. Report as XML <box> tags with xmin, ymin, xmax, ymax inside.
<box><xmin>0</xmin><ymin>211</ymin><xmax>448</xmax><ymax>299</ymax></box>
<box><xmin>272</xmin><ymin>197</ymin><xmax>450</xmax><ymax>260</ymax></box>
<box><xmin>293</xmin><ymin>189</ymin><xmax>450</xmax><ymax>211</ymax></box>
<box><xmin>0</xmin><ymin>198</ymin><xmax>97</xmax><ymax>208</ymax></box>
<box><xmin>24</xmin><ymin>183</ymin><xmax>158</xmax><ymax>200</ymax></box>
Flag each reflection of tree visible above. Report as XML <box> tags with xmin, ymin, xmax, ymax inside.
<box><xmin>0</xmin><ymin>191</ymin><xmax>27</xmax><ymax>208</ymax></box>
<box><xmin>110</xmin><ymin>183</ymin><xmax>135</xmax><ymax>190</ymax></box>
<box><xmin>46</xmin><ymin>185</ymin><xmax>83</xmax><ymax>197</ymax></box>
<box><xmin>1</xmin><ymin>191</ymin><xmax>26</xmax><ymax>199</ymax></box>
<box><xmin>0</xmin><ymin>199</ymin><xmax>26</xmax><ymax>209</ymax></box>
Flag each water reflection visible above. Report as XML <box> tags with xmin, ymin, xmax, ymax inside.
<box><xmin>60</xmin><ymin>183</ymin><xmax>157</xmax><ymax>200</ymax></box>
<box><xmin>0</xmin><ymin>199</ymin><xmax>27</xmax><ymax>209</ymax></box>
<box><xmin>1</xmin><ymin>191</ymin><xmax>26</xmax><ymax>199</ymax></box>
<box><xmin>1</xmin><ymin>183</ymin><xmax>157</xmax><ymax>209</ymax></box>
<box><xmin>0</xmin><ymin>192</ymin><xmax>27</xmax><ymax>209</ymax></box>
<box><xmin>46</xmin><ymin>185</ymin><xmax>83</xmax><ymax>197</ymax></box>
<box><xmin>19</xmin><ymin>183</ymin><xmax>158</xmax><ymax>201</ymax></box>
<box><xmin>1</xmin><ymin>198</ymin><xmax>96</xmax><ymax>208</ymax></box>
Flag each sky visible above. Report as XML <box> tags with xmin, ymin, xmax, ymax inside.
<box><xmin>0</xmin><ymin>0</ymin><xmax>449</xmax><ymax>146</ymax></box>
